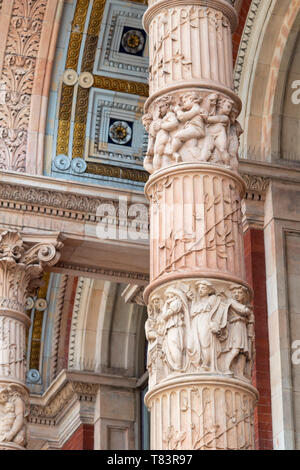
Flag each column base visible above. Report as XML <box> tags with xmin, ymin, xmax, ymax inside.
<box><xmin>146</xmin><ymin>375</ymin><xmax>258</xmax><ymax>450</ymax></box>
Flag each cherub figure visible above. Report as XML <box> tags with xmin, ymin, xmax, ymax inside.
<box><xmin>171</xmin><ymin>92</ymin><xmax>207</xmax><ymax>161</ymax></box>
<box><xmin>228</xmin><ymin>106</ymin><xmax>243</xmax><ymax>172</ymax></box>
<box><xmin>142</xmin><ymin>113</ymin><xmax>156</xmax><ymax>173</ymax></box>
<box><xmin>152</xmin><ymin>96</ymin><xmax>179</xmax><ymax>171</ymax></box>
<box><xmin>0</xmin><ymin>387</ymin><xmax>27</xmax><ymax>446</ymax></box>
<box><xmin>204</xmin><ymin>97</ymin><xmax>234</xmax><ymax>165</ymax></box>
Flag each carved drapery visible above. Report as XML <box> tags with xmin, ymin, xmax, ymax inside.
<box><xmin>0</xmin><ymin>231</ymin><xmax>63</xmax><ymax>450</ymax></box>
<box><xmin>143</xmin><ymin>0</ymin><xmax>258</xmax><ymax>450</ymax></box>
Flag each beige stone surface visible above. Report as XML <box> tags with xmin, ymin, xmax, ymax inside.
<box><xmin>142</xmin><ymin>0</ymin><xmax>257</xmax><ymax>450</ymax></box>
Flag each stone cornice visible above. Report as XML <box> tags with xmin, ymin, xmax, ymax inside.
<box><xmin>239</xmin><ymin>159</ymin><xmax>300</xmax><ymax>186</ymax></box>
<box><xmin>53</xmin><ymin>263</ymin><xmax>149</xmax><ymax>285</ymax></box>
<box><xmin>0</xmin><ymin>170</ymin><xmax>147</xmax><ymax>223</ymax></box>
<box><xmin>29</xmin><ymin>370</ymin><xmax>138</xmax><ymax>427</ymax></box>
<box><xmin>1</xmin><ymin>162</ymin><xmax>300</xmax><ymax>219</ymax></box>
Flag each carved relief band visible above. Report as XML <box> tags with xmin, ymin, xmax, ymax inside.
<box><xmin>146</xmin><ymin>377</ymin><xmax>257</xmax><ymax>450</ymax></box>
<box><xmin>0</xmin><ymin>231</ymin><xmax>63</xmax><ymax>450</ymax></box>
<box><xmin>142</xmin><ymin>0</ymin><xmax>258</xmax><ymax>450</ymax></box>
<box><xmin>146</xmin><ymin>279</ymin><xmax>255</xmax><ymax>387</ymax></box>
<box><xmin>144</xmin><ymin>163</ymin><xmax>246</xmax><ymax>290</ymax></box>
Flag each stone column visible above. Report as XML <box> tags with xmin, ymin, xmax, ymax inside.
<box><xmin>0</xmin><ymin>231</ymin><xmax>63</xmax><ymax>450</ymax></box>
<box><xmin>143</xmin><ymin>0</ymin><xmax>258</xmax><ymax>450</ymax></box>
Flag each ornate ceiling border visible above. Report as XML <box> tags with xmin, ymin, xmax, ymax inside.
<box><xmin>56</xmin><ymin>0</ymin><xmax>149</xmax><ymax>183</ymax></box>
<box><xmin>56</xmin><ymin>0</ymin><xmax>90</xmax><ymax>156</ymax></box>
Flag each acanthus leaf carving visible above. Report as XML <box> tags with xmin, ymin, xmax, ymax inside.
<box><xmin>0</xmin><ymin>231</ymin><xmax>63</xmax><ymax>316</ymax></box>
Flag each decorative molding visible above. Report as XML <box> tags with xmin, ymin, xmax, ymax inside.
<box><xmin>55</xmin><ymin>262</ymin><xmax>149</xmax><ymax>285</ymax></box>
<box><xmin>29</xmin><ymin>273</ymin><xmax>51</xmax><ymax>372</ymax></box>
<box><xmin>0</xmin><ymin>181</ymin><xmax>148</xmax><ymax>223</ymax></box>
<box><xmin>93</xmin><ymin>75</ymin><xmax>149</xmax><ymax>97</ymax></box>
<box><xmin>67</xmin><ymin>278</ymin><xmax>86</xmax><ymax>371</ymax></box>
<box><xmin>29</xmin><ymin>370</ymin><xmax>138</xmax><ymax>429</ymax></box>
<box><xmin>30</xmin><ymin>380</ymin><xmax>98</xmax><ymax>425</ymax></box>
<box><xmin>233</xmin><ymin>0</ymin><xmax>262</xmax><ymax>92</ymax></box>
<box><xmin>122</xmin><ymin>284</ymin><xmax>145</xmax><ymax>306</ymax></box>
<box><xmin>86</xmin><ymin>163</ymin><xmax>148</xmax><ymax>182</ymax></box>
<box><xmin>242</xmin><ymin>174</ymin><xmax>270</xmax><ymax>201</ymax></box>
<box><xmin>50</xmin><ymin>274</ymin><xmax>69</xmax><ymax>384</ymax></box>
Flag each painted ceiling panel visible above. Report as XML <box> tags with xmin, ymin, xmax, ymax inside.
<box><xmin>44</xmin><ymin>0</ymin><xmax>149</xmax><ymax>191</ymax></box>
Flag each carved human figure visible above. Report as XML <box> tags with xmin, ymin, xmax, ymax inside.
<box><xmin>188</xmin><ymin>281</ymin><xmax>226</xmax><ymax>371</ymax></box>
<box><xmin>0</xmin><ymin>387</ymin><xmax>27</xmax><ymax>446</ymax></box>
<box><xmin>203</xmin><ymin>97</ymin><xmax>234</xmax><ymax>165</ymax></box>
<box><xmin>172</xmin><ymin>92</ymin><xmax>206</xmax><ymax>161</ymax></box>
<box><xmin>152</xmin><ymin>96</ymin><xmax>179</xmax><ymax>171</ymax></box>
<box><xmin>228</xmin><ymin>106</ymin><xmax>243</xmax><ymax>172</ymax></box>
<box><xmin>142</xmin><ymin>113</ymin><xmax>156</xmax><ymax>173</ymax></box>
<box><xmin>161</xmin><ymin>287</ymin><xmax>189</xmax><ymax>371</ymax></box>
<box><xmin>222</xmin><ymin>286</ymin><xmax>252</xmax><ymax>377</ymax></box>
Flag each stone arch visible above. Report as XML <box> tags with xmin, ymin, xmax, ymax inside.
<box><xmin>67</xmin><ymin>278</ymin><xmax>147</xmax><ymax>378</ymax></box>
<box><xmin>235</xmin><ymin>0</ymin><xmax>300</xmax><ymax>162</ymax></box>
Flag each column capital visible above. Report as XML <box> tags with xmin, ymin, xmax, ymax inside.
<box><xmin>0</xmin><ymin>230</ymin><xmax>63</xmax><ymax>323</ymax></box>
<box><xmin>0</xmin><ymin>230</ymin><xmax>63</xmax><ymax>450</ymax></box>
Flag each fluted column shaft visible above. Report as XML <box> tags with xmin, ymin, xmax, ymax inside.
<box><xmin>143</xmin><ymin>0</ymin><xmax>258</xmax><ymax>450</ymax></box>
<box><xmin>0</xmin><ymin>231</ymin><xmax>62</xmax><ymax>450</ymax></box>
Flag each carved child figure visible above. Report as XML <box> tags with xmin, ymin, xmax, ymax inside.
<box><xmin>228</xmin><ymin>106</ymin><xmax>243</xmax><ymax>172</ymax></box>
<box><xmin>222</xmin><ymin>286</ymin><xmax>252</xmax><ymax>377</ymax></box>
<box><xmin>172</xmin><ymin>92</ymin><xmax>207</xmax><ymax>161</ymax></box>
<box><xmin>152</xmin><ymin>96</ymin><xmax>179</xmax><ymax>171</ymax></box>
<box><xmin>142</xmin><ymin>113</ymin><xmax>156</xmax><ymax>173</ymax></box>
<box><xmin>204</xmin><ymin>97</ymin><xmax>234</xmax><ymax>165</ymax></box>
<box><xmin>0</xmin><ymin>387</ymin><xmax>27</xmax><ymax>447</ymax></box>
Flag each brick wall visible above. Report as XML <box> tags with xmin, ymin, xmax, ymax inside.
<box><xmin>62</xmin><ymin>424</ymin><xmax>94</xmax><ymax>450</ymax></box>
<box><xmin>244</xmin><ymin>229</ymin><xmax>273</xmax><ymax>450</ymax></box>
<box><xmin>233</xmin><ymin>0</ymin><xmax>252</xmax><ymax>63</ymax></box>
